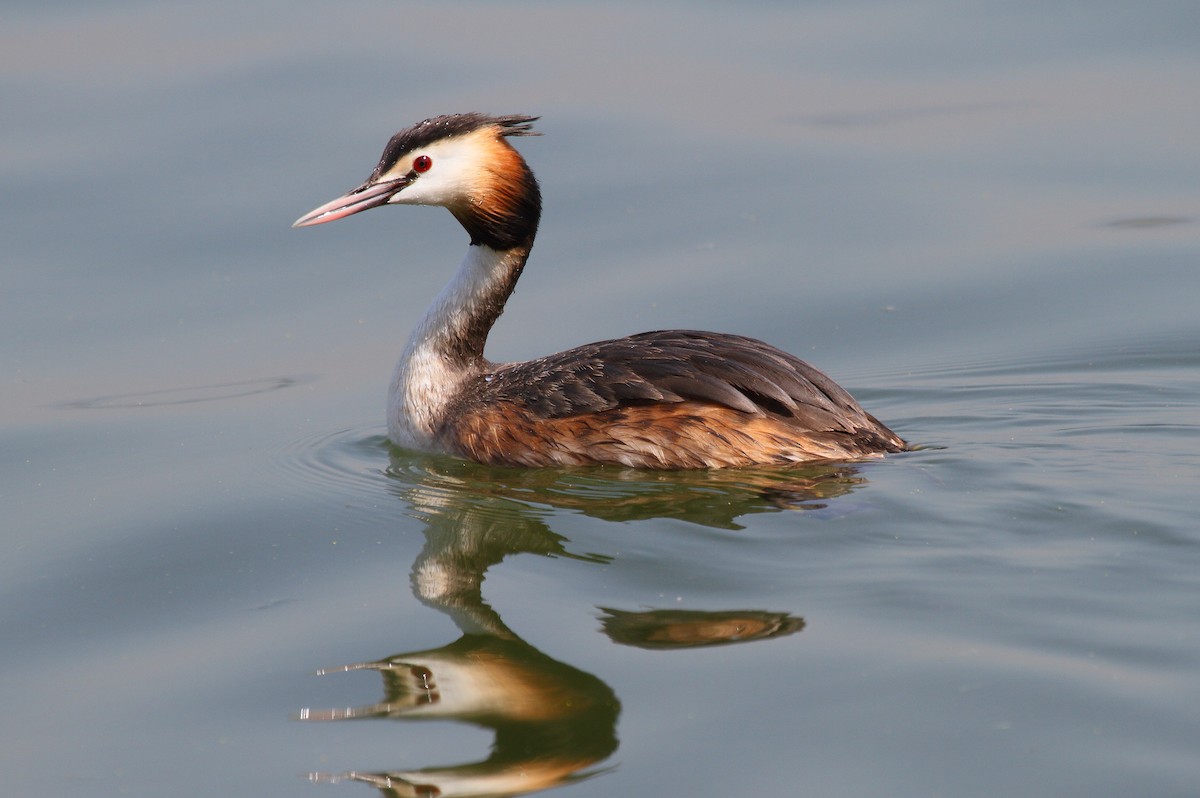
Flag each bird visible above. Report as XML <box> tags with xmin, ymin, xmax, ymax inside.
<box><xmin>293</xmin><ymin>113</ymin><xmax>906</xmax><ymax>469</ymax></box>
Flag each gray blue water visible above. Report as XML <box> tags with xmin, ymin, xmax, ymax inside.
<box><xmin>4</xmin><ymin>2</ymin><xmax>1200</xmax><ymax>796</ymax></box>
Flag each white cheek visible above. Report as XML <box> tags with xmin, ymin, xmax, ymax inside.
<box><xmin>387</xmin><ymin>141</ymin><xmax>480</xmax><ymax>206</ymax></box>
<box><xmin>388</xmin><ymin>171</ymin><xmax>469</xmax><ymax>206</ymax></box>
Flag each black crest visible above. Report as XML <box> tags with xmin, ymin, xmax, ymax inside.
<box><xmin>373</xmin><ymin>113</ymin><xmax>539</xmax><ymax>178</ymax></box>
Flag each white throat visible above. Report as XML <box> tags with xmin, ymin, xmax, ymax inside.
<box><xmin>387</xmin><ymin>245</ymin><xmax>517</xmax><ymax>449</ymax></box>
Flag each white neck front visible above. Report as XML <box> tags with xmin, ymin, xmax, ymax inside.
<box><xmin>387</xmin><ymin>245</ymin><xmax>526</xmax><ymax>449</ymax></box>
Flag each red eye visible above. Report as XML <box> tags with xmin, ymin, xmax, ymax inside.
<box><xmin>412</xmin><ymin>155</ymin><xmax>433</xmax><ymax>173</ymax></box>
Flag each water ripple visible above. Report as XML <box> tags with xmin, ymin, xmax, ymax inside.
<box><xmin>269</xmin><ymin>425</ymin><xmax>395</xmax><ymax>503</ymax></box>
<box><xmin>62</xmin><ymin>375</ymin><xmax>315</xmax><ymax>409</ymax></box>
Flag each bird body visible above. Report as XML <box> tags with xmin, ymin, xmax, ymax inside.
<box><xmin>295</xmin><ymin>113</ymin><xmax>905</xmax><ymax>469</ymax></box>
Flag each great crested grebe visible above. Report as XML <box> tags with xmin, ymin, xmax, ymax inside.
<box><xmin>294</xmin><ymin>113</ymin><xmax>906</xmax><ymax>469</ymax></box>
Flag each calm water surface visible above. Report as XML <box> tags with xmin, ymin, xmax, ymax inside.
<box><xmin>4</xmin><ymin>2</ymin><xmax>1200</xmax><ymax>796</ymax></box>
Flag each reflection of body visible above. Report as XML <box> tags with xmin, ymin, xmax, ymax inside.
<box><xmin>296</xmin><ymin>113</ymin><xmax>906</xmax><ymax>468</ymax></box>
<box><xmin>389</xmin><ymin>453</ymin><xmax>871</xmax><ymax>529</ymax></box>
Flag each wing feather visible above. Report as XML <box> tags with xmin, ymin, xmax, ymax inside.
<box><xmin>448</xmin><ymin>330</ymin><xmax>888</xmax><ymax>438</ymax></box>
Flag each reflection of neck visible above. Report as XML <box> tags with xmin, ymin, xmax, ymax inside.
<box><xmin>409</xmin><ymin>521</ymin><xmax>515</xmax><ymax>639</ymax></box>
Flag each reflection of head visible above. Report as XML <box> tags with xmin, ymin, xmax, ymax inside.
<box><xmin>306</xmin><ymin>634</ymin><xmax>619</xmax><ymax>798</ymax></box>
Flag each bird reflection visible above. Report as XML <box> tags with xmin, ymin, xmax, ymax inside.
<box><xmin>303</xmin><ymin>452</ymin><xmax>860</xmax><ymax>796</ymax></box>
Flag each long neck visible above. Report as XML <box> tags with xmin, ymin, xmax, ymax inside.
<box><xmin>389</xmin><ymin>244</ymin><xmax>530</xmax><ymax>449</ymax></box>
<box><xmin>414</xmin><ymin>243</ymin><xmax>531</xmax><ymax>367</ymax></box>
